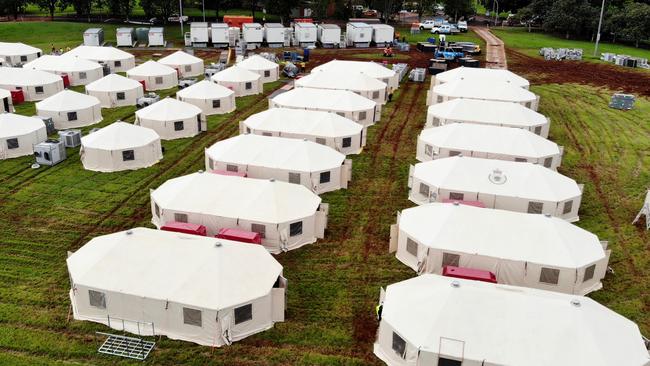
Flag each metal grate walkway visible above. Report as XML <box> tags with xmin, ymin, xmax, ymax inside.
<box><xmin>97</xmin><ymin>332</ymin><xmax>155</xmax><ymax>360</ymax></box>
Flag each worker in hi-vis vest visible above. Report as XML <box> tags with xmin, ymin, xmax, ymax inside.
<box><xmin>375</xmin><ymin>302</ymin><xmax>383</xmax><ymax>321</ymax></box>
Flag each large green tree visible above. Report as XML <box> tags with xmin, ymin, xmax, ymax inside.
<box><xmin>441</xmin><ymin>0</ymin><xmax>473</xmax><ymax>20</ymax></box>
<box><xmin>33</xmin><ymin>0</ymin><xmax>64</xmax><ymax>18</ymax></box>
<box><xmin>542</xmin><ymin>0</ymin><xmax>598</xmax><ymax>38</ymax></box>
<box><xmin>611</xmin><ymin>1</ymin><xmax>650</xmax><ymax>46</ymax></box>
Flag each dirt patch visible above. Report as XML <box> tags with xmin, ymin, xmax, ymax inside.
<box><xmin>507</xmin><ymin>49</ymin><xmax>650</xmax><ymax>96</ymax></box>
<box><xmin>308</xmin><ymin>47</ymin><xmax>440</xmax><ymax>70</ymax></box>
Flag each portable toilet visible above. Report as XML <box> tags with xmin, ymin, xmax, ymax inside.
<box><xmin>346</xmin><ymin>22</ymin><xmax>372</xmax><ymax>48</ymax></box>
<box><xmin>318</xmin><ymin>24</ymin><xmax>341</xmax><ymax>48</ymax></box>
<box><xmin>83</xmin><ymin>28</ymin><xmax>104</xmax><ymax>46</ymax></box>
<box><xmin>264</xmin><ymin>23</ymin><xmax>285</xmax><ymax>48</ymax></box>
<box><xmin>294</xmin><ymin>22</ymin><xmax>317</xmax><ymax>47</ymax></box>
<box><xmin>242</xmin><ymin>23</ymin><xmax>264</xmax><ymax>48</ymax></box>
<box><xmin>371</xmin><ymin>24</ymin><xmax>394</xmax><ymax>46</ymax></box>
<box><xmin>211</xmin><ymin>23</ymin><xmax>229</xmax><ymax>48</ymax></box>
<box><xmin>148</xmin><ymin>27</ymin><xmax>165</xmax><ymax>47</ymax></box>
<box><xmin>115</xmin><ymin>28</ymin><xmax>135</xmax><ymax>47</ymax></box>
<box><xmin>190</xmin><ymin>22</ymin><xmax>210</xmax><ymax>47</ymax></box>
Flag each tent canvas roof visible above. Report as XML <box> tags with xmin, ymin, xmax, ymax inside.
<box><xmin>23</xmin><ymin>55</ymin><xmax>102</xmax><ymax>73</ymax></box>
<box><xmin>296</xmin><ymin>70</ymin><xmax>387</xmax><ymax>91</ymax></box>
<box><xmin>433</xmin><ymin>79</ymin><xmax>537</xmax><ymax>102</ymax></box>
<box><xmin>312</xmin><ymin>60</ymin><xmax>396</xmax><ymax>80</ymax></box>
<box><xmin>211</xmin><ymin>65</ymin><xmax>261</xmax><ymax>82</ymax></box>
<box><xmin>243</xmin><ymin>108</ymin><xmax>362</xmax><ymax>137</ymax></box>
<box><xmin>85</xmin><ymin>73</ymin><xmax>142</xmax><ymax>92</ymax></box>
<box><xmin>427</xmin><ymin>99</ymin><xmax>547</xmax><ymax>127</ymax></box>
<box><xmin>65</xmin><ymin>46</ymin><xmax>134</xmax><ymax>61</ymax></box>
<box><xmin>435</xmin><ymin>66</ymin><xmax>530</xmax><ymax>88</ymax></box>
<box><xmin>158</xmin><ymin>50</ymin><xmax>203</xmax><ymax>65</ymax></box>
<box><xmin>127</xmin><ymin>60</ymin><xmax>176</xmax><ymax>77</ymax></box>
<box><xmin>81</xmin><ymin>121</ymin><xmax>159</xmax><ymax>150</ymax></box>
<box><xmin>0</xmin><ymin>42</ymin><xmax>41</xmax><ymax>56</ymax></box>
<box><xmin>67</xmin><ymin>227</ymin><xmax>282</xmax><ymax>310</ymax></box>
<box><xmin>400</xmin><ymin>203</ymin><xmax>603</xmax><ymax>267</ymax></box>
<box><xmin>176</xmin><ymin>80</ymin><xmax>234</xmax><ymax>99</ymax></box>
<box><xmin>272</xmin><ymin>88</ymin><xmax>376</xmax><ymax>112</ymax></box>
<box><xmin>420</xmin><ymin>123</ymin><xmax>560</xmax><ymax>157</ymax></box>
<box><xmin>205</xmin><ymin>134</ymin><xmax>346</xmax><ymax>172</ymax></box>
<box><xmin>237</xmin><ymin>55</ymin><xmax>279</xmax><ymax>71</ymax></box>
<box><xmin>0</xmin><ymin>67</ymin><xmax>62</xmax><ymax>85</ymax></box>
<box><xmin>382</xmin><ymin>275</ymin><xmax>650</xmax><ymax>366</ymax></box>
<box><xmin>135</xmin><ymin>97</ymin><xmax>201</xmax><ymax>121</ymax></box>
<box><xmin>0</xmin><ymin>113</ymin><xmax>45</xmax><ymax>138</ymax></box>
<box><xmin>36</xmin><ymin>90</ymin><xmax>100</xmax><ymax>111</ymax></box>
<box><xmin>152</xmin><ymin>172</ymin><xmax>321</xmax><ymax>223</ymax></box>
<box><xmin>414</xmin><ymin>156</ymin><xmax>581</xmax><ymax>201</ymax></box>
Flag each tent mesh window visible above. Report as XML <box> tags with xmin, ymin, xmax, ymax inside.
<box><xmin>264</xmin><ymin>70</ymin><xmax>270</xmax><ymax>77</ymax></box>
<box><xmin>262</xmin><ymin>132</ymin><xmax>272</xmax><ymax>136</ymax></box>
<box><xmin>174</xmin><ymin>213</ymin><xmax>188</xmax><ymax>223</ymax></box>
<box><xmin>392</xmin><ymin>332</ymin><xmax>406</xmax><ymax>359</ymax></box>
<box><xmin>183</xmin><ymin>307</ymin><xmax>202</xmax><ymax>327</ymax></box>
<box><xmin>115</xmin><ymin>60</ymin><xmax>121</xmax><ymax>67</ymax></box>
<box><xmin>336</xmin><ymin>112</ymin><xmax>345</xmax><ymax>117</ymax></box>
<box><xmin>583</xmin><ymin>264</ymin><xmax>596</xmax><ymax>282</ymax></box>
<box><xmin>155</xmin><ymin>77</ymin><xmax>163</xmax><ymax>84</ymax></box>
<box><xmin>288</xmin><ymin>172</ymin><xmax>301</xmax><ymax>184</ymax></box>
<box><xmin>245</xmin><ymin>82</ymin><xmax>252</xmax><ymax>90</ymax></box>
<box><xmin>184</xmin><ymin>65</ymin><xmax>192</xmax><ymax>72</ymax></box>
<box><xmin>448</xmin><ymin>150</ymin><xmax>461</xmax><ymax>157</ymax></box>
<box><xmin>315</xmin><ymin>137</ymin><xmax>326</xmax><ymax>145</ymax></box>
<box><xmin>226</xmin><ymin>164</ymin><xmax>238</xmax><ymax>172</ymax></box>
<box><xmin>79</xmin><ymin>72</ymin><xmax>87</xmax><ymax>79</ymax></box>
<box><xmin>212</xmin><ymin>99</ymin><xmax>221</xmax><ymax>108</ymax></box>
<box><xmin>20</xmin><ymin>55</ymin><xmax>27</xmax><ymax>62</ymax></box>
<box><xmin>449</xmin><ymin>192</ymin><xmax>464</xmax><ymax>200</ymax></box>
<box><xmin>67</xmin><ymin>112</ymin><xmax>78</xmax><ymax>121</ymax></box>
<box><xmin>525</xmin><ymin>101</ymin><xmax>532</xmax><ymax>108</ymax></box>
<box><xmin>319</xmin><ymin>171</ymin><xmax>331</xmax><ymax>184</ymax></box>
<box><xmin>122</xmin><ymin>150</ymin><xmax>135</xmax><ymax>161</ymax></box>
<box><xmin>116</xmin><ymin>92</ymin><xmax>125</xmax><ymax>100</ymax></box>
<box><xmin>431</xmin><ymin>117</ymin><xmax>441</xmax><ymax>126</ymax></box>
<box><xmin>442</xmin><ymin>253</ymin><xmax>460</xmax><ymax>267</ymax></box>
<box><xmin>534</xmin><ymin>126</ymin><xmax>542</xmax><ymax>135</ymax></box>
<box><xmin>358</xmin><ymin>111</ymin><xmax>367</xmax><ymax>121</ymax></box>
<box><xmin>562</xmin><ymin>200</ymin><xmax>573</xmax><ymax>215</ymax></box>
<box><xmin>439</xmin><ymin>358</ymin><xmax>462</xmax><ymax>366</ymax></box>
<box><xmin>544</xmin><ymin>157</ymin><xmax>553</xmax><ymax>168</ymax></box>
<box><xmin>174</xmin><ymin>121</ymin><xmax>184</xmax><ymax>131</ymax></box>
<box><xmin>527</xmin><ymin>201</ymin><xmax>543</xmax><ymax>214</ymax></box>
<box><xmin>35</xmin><ymin>86</ymin><xmax>44</xmax><ymax>94</ymax></box>
<box><xmin>539</xmin><ymin>267</ymin><xmax>560</xmax><ymax>285</ymax></box>
<box><xmin>342</xmin><ymin>137</ymin><xmax>352</xmax><ymax>148</ymax></box>
<box><xmin>208</xmin><ymin>158</ymin><xmax>214</xmax><ymax>170</ymax></box>
<box><xmin>406</xmin><ymin>238</ymin><xmax>418</xmax><ymax>256</ymax></box>
<box><xmin>372</xmin><ymin>90</ymin><xmax>380</xmax><ymax>99</ymax></box>
<box><xmin>419</xmin><ymin>183</ymin><xmax>430</xmax><ymax>197</ymax></box>
<box><xmin>6</xmin><ymin>138</ymin><xmax>19</xmax><ymax>149</ymax></box>
<box><xmin>289</xmin><ymin>221</ymin><xmax>303</xmax><ymax>237</ymax></box>
<box><xmin>424</xmin><ymin>144</ymin><xmax>433</xmax><ymax>157</ymax></box>
<box><xmin>234</xmin><ymin>304</ymin><xmax>253</xmax><ymax>324</ymax></box>
<box><xmin>437</xmin><ymin>95</ymin><xmax>443</xmax><ymax>103</ymax></box>
<box><xmin>154</xmin><ymin>203</ymin><xmax>160</xmax><ymax>217</ymax></box>
<box><xmin>514</xmin><ymin>157</ymin><xmax>527</xmax><ymax>162</ymax></box>
<box><xmin>88</xmin><ymin>290</ymin><xmax>106</xmax><ymax>309</ymax></box>
<box><xmin>251</xmin><ymin>223</ymin><xmax>266</xmax><ymax>238</ymax></box>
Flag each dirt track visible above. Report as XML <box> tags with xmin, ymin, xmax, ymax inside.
<box><xmin>473</xmin><ymin>27</ymin><xmax>508</xmax><ymax>69</ymax></box>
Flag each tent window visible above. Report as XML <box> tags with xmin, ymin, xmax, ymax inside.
<box><xmin>20</xmin><ymin>55</ymin><xmax>27</xmax><ymax>62</ymax></box>
<box><xmin>358</xmin><ymin>111</ymin><xmax>367</xmax><ymax>121</ymax></box>
<box><xmin>122</xmin><ymin>150</ymin><xmax>135</xmax><ymax>161</ymax></box>
<box><xmin>174</xmin><ymin>213</ymin><xmax>188</xmax><ymax>223</ymax></box>
<box><xmin>245</xmin><ymin>82</ymin><xmax>252</xmax><ymax>90</ymax></box>
<box><xmin>262</xmin><ymin>132</ymin><xmax>272</xmax><ymax>136</ymax></box>
<box><xmin>67</xmin><ymin>112</ymin><xmax>78</xmax><ymax>121</ymax></box>
<box><xmin>251</xmin><ymin>223</ymin><xmax>266</xmax><ymax>238</ymax></box>
<box><xmin>88</xmin><ymin>290</ymin><xmax>106</xmax><ymax>309</ymax></box>
<box><xmin>155</xmin><ymin>76</ymin><xmax>163</xmax><ymax>84</ymax></box>
<box><xmin>392</xmin><ymin>332</ymin><xmax>406</xmax><ymax>359</ymax></box>
<box><xmin>534</xmin><ymin>126</ymin><xmax>542</xmax><ymax>135</ymax></box>
<box><xmin>35</xmin><ymin>86</ymin><xmax>44</xmax><ymax>94</ymax></box>
<box><xmin>336</xmin><ymin>112</ymin><xmax>345</xmax><ymax>117</ymax></box>
<box><xmin>234</xmin><ymin>304</ymin><xmax>253</xmax><ymax>324</ymax></box>
<box><xmin>448</xmin><ymin>150</ymin><xmax>461</xmax><ymax>157</ymax></box>
<box><xmin>154</xmin><ymin>203</ymin><xmax>160</xmax><ymax>217</ymax></box>
<box><xmin>183</xmin><ymin>307</ymin><xmax>202</xmax><ymax>327</ymax></box>
<box><xmin>212</xmin><ymin>99</ymin><xmax>221</xmax><ymax>108</ymax></box>
<box><xmin>174</xmin><ymin>121</ymin><xmax>184</xmax><ymax>131</ymax></box>
<box><xmin>583</xmin><ymin>264</ymin><xmax>596</xmax><ymax>282</ymax></box>
<box><xmin>543</xmin><ymin>157</ymin><xmax>553</xmax><ymax>168</ymax></box>
<box><xmin>562</xmin><ymin>200</ymin><xmax>573</xmax><ymax>214</ymax></box>
<box><xmin>431</xmin><ymin>117</ymin><xmax>441</xmax><ymax>126</ymax></box>
<box><xmin>525</xmin><ymin>101</ymin><xmax>532</xmax><ymax>108</ymax></box>
<box><xmin>289</xmin><ymin>221</ymin><xmax>302</xmax><ymax>237</ymax></box>
<box><xmin>319</xmin><ymin>171</ymin><xmax>330</xmax><ymax>184</ymax></box>
<box><xmin>438</xmin><ymin>358</ymin><xmax>462</xmax><ymax>366</ymax></box>
<box><xmin>372</xmin><ymin>90</ymin><xmax>380</xmax><ymax>99</ymax></box>
<box><xmin>527</xmin><ymin>201</ymin><xmax>543</xmax><ymax>214</ymax></box>
<box><xmin>406</xmin><ymin>238</ymin><xmax>418</xmax><ymax>256</ymax></box>
<box><xmin>342</xmin><ymin>137</ymin><xmax>352</xmax><ymax>148</ymax></box>
<box><xmin>442</xmin><ymin>252</ymin><xmax>460</xmax><ymax>267</ymax></box>
<box><xmin>419</xmin><ymin>183</ymin><xmax>429</xmax><ymax>197</ymax></box>
<box><xmin>315</xmin><ymin>137</ymin><xmax>326</xmax><ymax>145</ymax></box>
<box><xmin>116</xmin><ymin>92</ymin><xmax>125</xmax><ymax>100</ymax></box>
<box><xmin>288</xmin><ymin>172</ymin><xmax>301</xmax><ymax>184</ymax></box>
<box><xmin>208</xmin><ymin>158</ymin><xmax>214</xmax><ymax>170</ymax></box>
<box><xmin>246</xmin><ymin>127</ymin><xmax>251</xmax><ymax>133</ymax></box>
<box><xmin>449</xmin><ymin>192</ymin><xmax>464</xmax><ymax>200</ymax></box>
<box><xmin>79</xmin><ymin>72</ymin><xmax>87</xmax><ymax>79</ymax></box>
<box><xmin>539</xmin><ymin>267</ymin><xmax>560</xmax><ymax>285</ymax></box>
<box><xmin>184</xmin><ymin>65</ymin><xmax>192</xmax><ymax>72</ymax></box>
<box><xmin>437</xmin><ymin>95</ymin><xmax>443</xmax><ymax>103</ymax></box>
<box><xmin>514</xmin><ymin>157</ymin><xmax>527</xmax><ymax>162</ymax></box>
<box><xmin>226</xmin><ymin>164</ymin><xmax>238</xmax><ymax>172</ymax></box>
<box><xmin>424</xmin><ymin>144</ymin><xmax>433</xmax><ymax>156</ymax></box>
<box><xmin>264</xmin><ymin>70</ymin><xmax>270</xmax><ymax>77</ymax></box>
<box><xmin>6</xmin><ymin>138</ymin><xmax>19</xmax><ymax>149</ymax></box>
<box><xmin>114</xmin><ymin>60</ymin><xmax>121</xmax><ymax>67</ymax></box>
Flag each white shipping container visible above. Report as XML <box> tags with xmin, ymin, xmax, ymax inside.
<box><xmin>83</xmin><ymin>28</ymin><xmax>104</xmax><ymax>47</ymax></box>
<box><xmin>211</xmin><ymin>23</ymin><xmax>229</xmax><ymax>46</ymax></box>
<box><xmin>371</xmin><ymin>24</ymin><xmax>394</xmax><ymax>45</ymax></box>
<box><xmin>294</xmin><ymin>22</ymin><xmax>317</xmax><ymax>46</ymax></box>
<box><xmin>317</xmin><ymin>24</ymin><xmax>341</xmax><ymax>47</ymax></box>
<box><xmin>264</xmin><ymin>23</ymin><xmax>285</xmax><ymax>46</ymax></box>
<box><xmin>346</xmin><ymin>22</ymin><xmax>372</xmax><ymax>47</ymax></box>
<box><xmin>116</xmin><ymin>28</ymin><xmax>135</xmax><ymax>47</ymax></box>
<box><xmin>242</xmin><ymin>23</ymin><xmax>264</xmax><ymax>44</ymax></box>
<box><xmin>148</xmin><ymin>28</ymin><xmax>165</xmax><ymax>47</ymax></box>
<box><xmin>190</xmin><ymin>22</ymin><xmax>210</xmax><ymax>45</ymax></box>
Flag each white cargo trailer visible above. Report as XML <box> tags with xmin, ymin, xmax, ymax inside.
<box><xmin>190</xmin><ymin>22</ymin><xmax>209</xmax><ymax>47</ymax></box>
<box><xmin>116</xmin><ymin>28</ymin><xmax>136</xmax><ymax>47</ymax></box>
<box><xmin>318</xmin><ymin>24</ymin><xmax>341</xmax><ymax>48</ymax></box>
<box><xmin>83</xmin><ymin>28</ymin><xmax>104</xmax><ymax>47</ymax></box>
<box><xmin>264</xmin><ymin>23</ymin><xmax>285</xmax><ymax>47</ymax></box>
<box><xmin>346</xmin><ymin>22</ymin><xmax>372</xmax><ymax>47</ymax></box>
<box><xmin>148</xmin><ymin>27</ymin><xmax>165</xmax><ymax>47</ymax></box>
<box><xmin>242</xmin><ymin>23</ymin><xmax>264</xmax><ymax>48</ymax></box>
<box><xmin>294</xmin><ymin>22</ymin><xmax>317</xmax><ymax>47</ymax></box>
<box><xmin>371</xmin><ymin>24</ymin><xmax>394</xmax><ymax>46</ymax></box>
<box><xmin>210</xmin><ymin>23</ymin><xmax>229</xmax><ymax>48</ymax></box>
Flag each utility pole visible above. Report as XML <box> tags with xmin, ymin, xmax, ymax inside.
<box><xmin>202</xmin><ymin>0</ymin><xmax>205</xmax><ymax>21</ymax></box>
<box><xmin>179</xmin><ymin>0</ymin><xmax>184</xmax><ymax>37</ymax></box>
<box><xmin>494</xmin><ymin>0</ymin><xmax>499</xmax><ymax>26</ymax></box>
<box><xmin>594</xmin><ymin>0</ymin><xmax>606</xmax><ymax>56</ymax></box>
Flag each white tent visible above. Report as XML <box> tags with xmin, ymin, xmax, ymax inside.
<box><xmin>632</xmin><ymin>190</ymin><xmax>650</xmax><ymax>230</ymax></box>
<box><xmin>431</xmin><ymin>66</ymin><xmax>530</xmax><ymax>89</ymax></box>
<box><xmin>417</xmin><ymin>124</ymin><xmax>563</xmax><ymax>169</ymax></box>
<box><xmin>236</xmin><ymin>55</ymin><xmax>280</xmax><ymax>83</ymax></box>
<box><xmin>67</xmin><ymin>227</ymin><xmax>286</xmax><ymax>347</ymax></box>
<box><xmin>426</xmin><ymin>98</ymin><xmax>551</xmax><ymax>138</ymax></box>
<box><xmin>135</xmin><ymin>97</ymin><xmax>205</xmax><ymax>140</ymax></box>
<box><xmin>205</xmin><ymin>134</ymin><xmax>351</xmax><ymax>194</ymax></box>
<box><xmin>270</xmin><ymin>88</ymin><xmax>378</xmax><ymax>126</ymax></box>
<box><xmin>158</xmin><ymin>50</ymin><xmax>204</xmax><ymax>78</ymax></box>
<box><xmin>312</xmin><ymin>59</ymin><xmax>399</xmax><ymax>92</ymax></box>
<box><xmin>0</xmin><ymin>113</ymin><xmax>47</xmax><ymax>159</ymax></box>
<box><xmin>23</xmin><ymin>55</ymin><xmax>103</xmax><ymax>86</ymax></box>
<box><xmin>126</xmin><ymin>60</ymin><xmax>178</xmax><ymax>91</ymax></box>
<box><xmin>36</xmin><ymin>90</ymin><xmax>102</xmax><ymax>129</ymax></box>
<box><xmin>0</xmin><ymin>42</ymin><xmax>42</xmax><ymax>66</ymax></box>
<box><xmin>391</xmin><ymin>202</ymin><xmax>609</xmax><ymax>295</ymax></box>
<box><xmin>210</xmin><ymin>66</ymin><xmax>263</xmax><ymax>97</ymax></box>
<box><xmin>409</xmin><ymin>156</ymin><xmax>582</xmax><ymax>221</ymax></box>
<box><xmin>240</xmin><ymin>108</ymin><xmax>366</xmax><ymax>155</ymax></box>
<box><xmin>85</xmin><ymin>74</ymin><xmax>144</xmax><ymax>108</ymax></box>
<box><xmin>295</xmin><ymin>70</ymin><xmax>388</xmax><ymax>105</ymax></box>
<box><xmin>176</xmin><ymin>80</ymin><xmax>236</xmax><ymax>115</ymax></box>
<box><xmin>374</xmin><ymin>275</ymin><xmax>650</xmax><ymax>366</ymax></box>
<box><xmin>80</xmin><ymin>122</ymin><xmax>162</xmax><ymax>172</ymax></box>
<box><xmin>427</xmin><ymin>79</ymin><xmax>540</xmax><ymax>110</ymax></box>
<box><xmin>151</xmin><ymin>172</ymin><xmax>328</xmax><ymax>253</ymax></box>
<box><xmin>65</xmin><ymin>46</ymin><xmax>136</xmax><ymax>73</ymax></box>
<box><xmin>0</xmin><ymin>67</ymin><xmax>64</xmax><ymax>101</ymax></box>
<box><xmin>0</xmin><ymin>89</ymin><xmax>13</xmax><ymax>113</ymax></box>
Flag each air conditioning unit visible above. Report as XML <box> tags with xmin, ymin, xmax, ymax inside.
<box><xmin>58</xmin><ymin>129</ymin><xmax>82</xmax><ymax>148</ymax></box>
<box><xmin>34</xmin><ymin>139</ymin><xmax>66</xmax><ymax>166</ymax></box>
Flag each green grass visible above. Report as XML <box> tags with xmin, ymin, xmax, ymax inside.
<box><xmin>396</xmin><ymin>26</ymin><xmax>485</xmax><ymax>45</ymax></box>
<box><xmin>493</xmin><ymin>26</ymin><xmax>650</xmax><ymax>61</ymax></box>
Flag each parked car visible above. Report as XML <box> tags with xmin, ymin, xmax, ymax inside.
<box><xmin>435</xmin><ymin>47</ymin><xmax>464</xmax><ymax>60</ymax></box>
<box><xmin>430</xmin><ymin>24</ymin><xmax>460</xmax><ymax>34</ymax></box>
<box><xmin>363</xmin><ymin>9</ymin><xmax>378</xmax><ymax>17</ymax></box>
<box><xmin>417</xmin><ymin>20</ymin><xmax>436</xmax><ymax>30</ymax></box>
<box><xmin>457</xmin><ymin>21</ymin><xmax>468</xmax><ymax>32</ymax></box>
<box><xmin>168</xmin><ymin>14</ymin><xmax>189</xmax><ymax>23</ymax></box>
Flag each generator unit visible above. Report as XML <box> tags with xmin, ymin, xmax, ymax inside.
<box><xmin>190</xmin><ymin>22</ymin><xmax>210</xmax><ymax>47</ymax></box>
<box><xmin>211</xmin><ymin>23</ymin><xmax>229</xmax><ymax>48</ymax></box>
<box><xmin>116</xmin><ymin>28</ymin><xmax>136</xmax><ymax>47</ymax></box>
<box><xmin>264</xmin><ymin>23</ymin><xmax>285</xmax><ymax>48</ymax></box>
<box><xmin>34</xmin><ymin>139</ymin><xmax>66</xmax><ymax>166</ymax></box>
<box><xmin>148</xmin><ymin>28</ymin><xmax>165</xmax><ymax>47</ymax></box>
<box><xmin>294</xmin><ymin>22</ymin><xmax>317</xmax><ymax>47</ymax></box>
<box><xmin>318</xmin><ymin>24</ymin><xmax>341</xmax><ymax>48</ymax></box>
<box><xmin>242</xmin><ymin>23</ymin><xmax>264</xmax><ymax>48</ymax></box>
<box><xmin>83</xmin><ymin>28</ymin><xmax>104</xmax><ymax>46</ymax></box>
<box><xmin>58</xmin><ymin>129</ymin><xmax>82</xmax><ymax>148</ymax></box>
